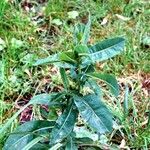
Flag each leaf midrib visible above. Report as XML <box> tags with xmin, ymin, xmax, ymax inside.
<box><xmin>88</xmin><ymin>39</ymin><xmax>124</xmax><ymax>56</ymax></box>
<box><xmin>76</xmin><ymin>97</ymin><xmax>109</xmax><ymax>132</ymax></box>
<box><xmin>87</xmin><ymin>73</ymin><xmax>118</xmax><ymax>95</ymax></box>
<box><xmin>52</xmin><ymin>105</ymin><xmax>73</xmax><ymax>142</ymax></box>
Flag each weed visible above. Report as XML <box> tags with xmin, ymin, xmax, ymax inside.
<box><xmin>0</xmin><ymin>0</ymin><xmax>149</xmax><ymax>149</ymax></box>
<box><xmin>1</xmin><ymin>16</ymin><xmax>125</xmax><ymax>149</ymax></box>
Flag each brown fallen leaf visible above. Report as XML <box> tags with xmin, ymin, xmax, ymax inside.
<box><xmin>142</xmin><ymin>78</ymin><xmax>150</xmax><ymax>95</ymax></box>
<box><xmin>119</xmin><ymin>139</ymin><xmax>130</xmax><ymax>150</ymax></box>
<box><xmin>115</xmin><ymin>14</ymin><xmax>130</xmax><ymax>21</ymax></box>
<box><xmin>101</xmin><ymin>17</ymin><xmax>108</xmax><ymax>25</ymax></box>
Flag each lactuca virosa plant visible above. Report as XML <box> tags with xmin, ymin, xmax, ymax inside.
<box><xmin>1</xmin><ymin>16</ymin><xmax>125</xmax><ymax>150</ymax></box>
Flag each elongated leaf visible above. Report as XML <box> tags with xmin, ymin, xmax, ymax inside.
<box><xmin>59</xmin><ymin>68</ymin><xmax>69</xmax><ymax>90</ymax></box>
<box><xmin>29</xmin><ymin>93</ymin><xmax>57</xmax><ymax>105</ymax></box>
<box><xmin>87</xmin><ymin>73</ymin><xmax>119</xmax><ymax>96</ymax></box>
<box><xmin>33</xmin><ymin>54</ymin><xmax>59</xmax><ymax>66</ymax></box>
<box><xmin>34</xmin><ymin>53</ymin><xmax>76</xmax><ymax>68</ymax></box>
<box><xmin>123</xmin><ymin>85</ymin><xmax>129</xmax><ymax>117</ymax></box>
<box><xmin>4</xmin><ymin>120</ymin><xmax>55</xmax><ymax>150</ymax></box>
<box><xmin>55</xmin><ymin>62</ymin><xmax>76</xmax><ymax>68</ymax></box>
<box><xmin>30</xmin><ymin>92</ymin><xmax>65</xmax><ymax>106</ymax></box>
<box><xmin>50</xmin><ymin>103</ymin><xmax>77</xmax><ymax>144</ymax></box>
<box><xmin>81</xmin><ymin>14</ymin><xmax>91</xmax><ymax>44</ymax></box>
<box><xmin>74</xmin><ymin>23</ymin><xmax>85</xmax><ymax>45</ymax></box>
<box><xmin>74</xmin><ymin>15</ymin><xmax>91</xmax><ymax>45</ymax></box>
<box><xmin>74</xmin><ymin>94</ymin><xmax>112</xmax><ymax>133</ymax></box>
<box><xmin>0</xmin><ymin>93</ymin><xmax>64</xmax><ymax>137</ymax></box>
<box><xmin>65</xmin><ymin>136</ymin><xmax>78</xmax><ymax>150</ymax></box>
<box><xmin>82</xmin><ymin>37</ymin><xmax>125</xmax><ymax>65</ymax></box>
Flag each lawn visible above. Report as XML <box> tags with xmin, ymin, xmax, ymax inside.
<box><xmin>0</xmin><ymin>0</ymin><xmax>149</xmax><ymax>149</ymax></box>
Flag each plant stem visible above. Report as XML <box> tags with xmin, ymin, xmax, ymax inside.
<box><xmin>77</xmin><ymin>58</ymin><xmax>81</xmax><ymax>93</ymax></box>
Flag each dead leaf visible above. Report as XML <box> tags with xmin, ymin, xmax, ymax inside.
<box><xmin>119</xmin><ymin>139</ymin><xmax>130</xmax><ymax>149</ymax></box>
<box><xmin>101</xmin><ymin>17</ymin><xmax>108</xmax><ymax>25</ymax></box>
<box><xmin>116</xmin><ymin>14</ymin><xmax>130</xmax><ymax>21</ymax></box>
<box><xmin>119</xmin><ymin>139</ymin><xmax>126</xmax><ymax>149</ymax></box>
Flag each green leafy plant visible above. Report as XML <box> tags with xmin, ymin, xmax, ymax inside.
<box><xmin>1</xmin><ymin>16</ymin><xmax>125</xmax><ymax>149</ymax></box>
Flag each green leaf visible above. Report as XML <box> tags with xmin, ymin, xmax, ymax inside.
<box><xmin>33</xmin><ymin>54</ymin><xmax>59</xmax><ymax>66</ymax></box>
<box><xmin>0</xmin><ymin>93</ymin><xmax>64</xmax><ymax>137</ymax></box>
<box><xmin>29</xmin><ymin>93</ymin><xmax>64</xmax><ymax>106</ymax></box>
<box><xmin>29</xmin><ymin>93</ymin><xmax>56</xmax><ymax>105</ymax></box>
<box><xmin>87</xmin><ymin>73</ymin><xmax>119</xmax><ymax>96</ymax></box>
<box><xmin>81</xmin><ymin>14</ymin><xmax>91</xmax><ymax>45</ymax></box>
<box><xmin>74</xmin><ymin>23</ymin><xmax>85</xmax><ymax>45</ymax></box>
<box><xmin>65</xmin><ymin>136</ymin><xmax>78</xmax><ymax>150</ymax></box>
<box><xmin>123</xmin><ymin>85</ymin><xmax>129</xmax><ymax>117</ymax></box>
<box><xmin>82</xmin><ymin>37</ymin><xmax>125</xmax><ymax>65</ymax></box>
<box><xmin>73</xmin><ymin>15</ymin><xmax>91</xmax><ymax>45</ymax></box>
<box><xmin>50</xmin><ymin>103</ymin><xmax>77</xmax><ymax>144</ymax></box>
<box><xmin>55</xmin><ymin>62</ymin><xmax>76</xmax><ymax>68</ymax></box>
<box><xmin>33</xmin><ymin>53</ymin><xmax>76</xmax><ymax>68</ymax></box>
<box><xmin>4</xmin><ymin>120</ymin><xmax>55</xmax><ymax>150</ymax></box>
<box><xmin>74</xmin><ymin>44</ymin><xmax>89</xmax><ymax>55</ymax></box>
<box><xmin>59</xmin><ymin>68</ymin><xmax>69</xmax><ymax>90</ymax></box>
<box><xmin>59</xmin><ymin>51</ymin><xmax>76</xmax><ymax>63</ymax></box>
<box><xmin>73</xmin><ymin>94</ymin><xmax>113</xmax><ymax>133</ymax></box>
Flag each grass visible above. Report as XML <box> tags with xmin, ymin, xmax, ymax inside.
<box><xmin>0</xmin><ymin>0</ymin><xmax>149</xmax><ymax>149</ymax></box>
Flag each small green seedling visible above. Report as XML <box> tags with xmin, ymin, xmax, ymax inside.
<box><xmin>2</xmin><ymin>15</ymin><xmax>125</xmax><ymax>150</ymax></box>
